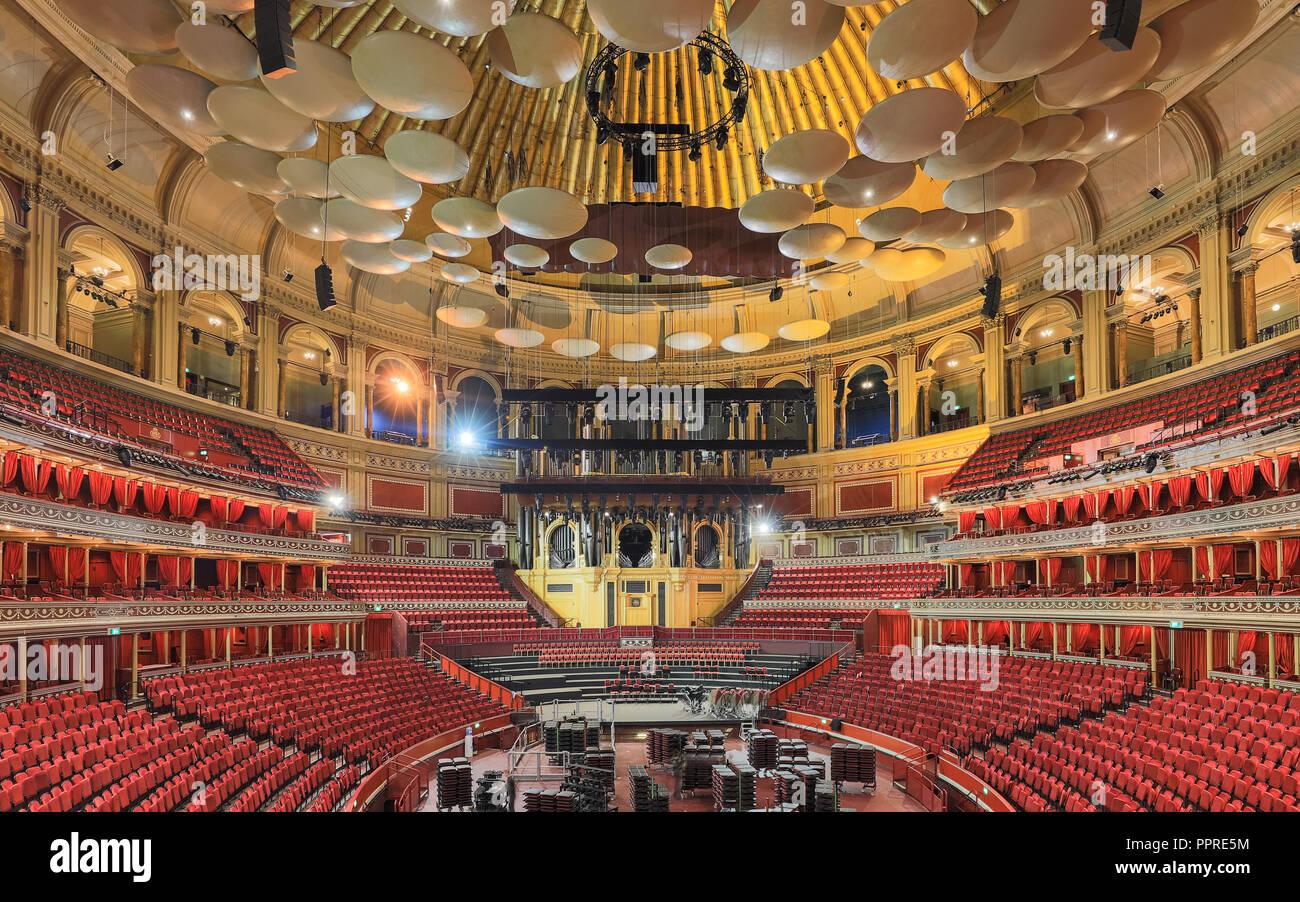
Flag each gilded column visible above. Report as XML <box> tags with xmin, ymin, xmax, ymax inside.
<box><xmin>0</xmin><ymin>238</ymin><xmax>17</xmax><ymax>330</ymax></box>
<box><xmin>176</xmin><ymin>322</ymin><xmax>188</xmax><ymax>390</ymax></box>
<box><xmin>276</xmin><ymin>359</ymin><xmax>287</xmax><ymax>416</ymax></box>
<box><xmin>54</xmin><ymin>267</ymin><xmax>70</xmax><ymax>349</ymax></box>
<box><xmin>1237</xmin><ymin>262</ymin><xmax>1259</xmax><ymax>347</ymax></box>
<box><xmin>1010</xmin><ymin>356</ymin><xmax>1023</xmax><ymax>416</ymax></box>
<box><xmin>1187</xmin><ymin>288</ymin><xmax>1203</xmax><ymax>362</ymax></box>
<box><xmin>240</xmin><ymin>349</ymin><xmax>253</xmax><ymax>409</ymax></box>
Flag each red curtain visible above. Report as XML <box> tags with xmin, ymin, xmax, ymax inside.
<box><xmin>999</xmin><ymin>561</ymin><xmax>1017</xmax><ymax>585</ymax></box>
<box><xmin>1284</xmin><ymin>539</ymin><xmax>1300</xmax><ymax>576</ymax></box>
<box><xmin>157</xmin><ymin>555</ymin><xmax>179</xmax><ymax>586</ymax></box>
<box><xmin>1024</xmin><ymin>501</ymin><xmax>1047</xmax><ymax>525</ymax></box>
<box><xmin>982</xmin><ymin>621</ymin><xmax>1009</xmax><ymax>647</ymax></box>
<box><xmin>1228</xmin><ymin>461</ymin><xmax>1253</xmax><ymax>496</ymax></box>
<box><xmin>1119</xmin><ymin>625</ymin><xmax>1143</xmax><ymax>656</ymax></box>
<box><xmin>215</xmin><ymin>559</ymin><xmax>238</xmax><ymax>588</ymax></box>
<box><xmin>1118</xmin><ymin>485</ymin><xmax>1135</xmax><ymax>513</ymax></box>
<box><xmin>1167</xmin><ymin>474</ymin><xmax>1191</xmax><ymax>507</ymax></box>
<box><xmin>1138</xmin><ymin>553</ymin><xmax>1152</xmax><ymax>582</ymax></box>
<box><xmin>273</xmin><ymin>508</ymin><xmax>289</xmax><ymax>529</ymax></box>
<box><xmin>958</xmin><ymin>511</ymin><xmax>976</xmax><ymax>533</ymax></box>
<box><xmin>296</xmin><ymin>510</ymin><xmax>315</xmax><ymax>533</ymax></box>
<box><xmin>69</xmin><ymin>548</ymin><xmax>86</xmax><ymax>584</ymax></box>
<box><xmin>176</xmin><ymin>490</ymin><xmax>199</xmax><ymax>519</ymax></box>
<box><xmin>55</xmin><ymin>465</ymin><xmax>84</xmax><ymax>502</ymax></box>
<box><xmin>876</xmin><ymin>611</ymin><xmax>910</xmax><ymax>648</ymax></box>
<box><xmin>128</xmin><ymin>553</ymin><xmax>142</xmax><ymax>586</ymax></box>
<box><xmin>88</xmin><ymin>471</ymin><xmax>112</xmax><ymax>506</ymax></box>
<box><xmin>1084</xmin><ymin>556</ymin><xmax>1097</xmax><ymax>582</ymax></box>
<box><xmin>228</xmin><ymin>499</ymin><xmax>245</xmax><ymax>522</ymax></box>
<box><xmin>2</xmin><ymin>541</ymin><xmax>22</xmax><ymax>579</ymax></box>
<box><xmin>1063</xmin><ymin>496</ymin><xmax>1082</xmax><ymax>522</ymax></box>
<box><xmin>959</xmin><ymin>563</ymin><xmax>974</xmax><ymax>587</ymax></box>
<box><xmin>297</xmin><ymin>564</ymin><xmax>315</xmax><ymax>591</ymax></box>
<box><xmin>1260</xmin><ymin>540</ymin><xmax>1279</xmax><ymax>579</ymax></box>
<box><xmin>1279</xmin><ymin>454</ymin><xmax>1293</xmax><ymax>489</ymax></box>
<box><xmin>48</xmin><ymin>546</ymin><xmax>67</xmax><ymax>585</ymax></box>
<box><xmin>982</xmin><ymin>507</ymin><xmax>1002</xmax><ymax>530</ymax></box>
<box><xmin>1209</xmin><ymin>468</ymin><xmax>1225</xmax><ymax>500</ymax></box>
<box><xmin>210</xmin><ymin>496</ymin><xmax>228</xmax><ymax>524</ymax></box>
<box><xmin>257</xmin><ymin>563</ymin><xmax>282</xmax><ymax>589</ymax></box>
<box><xmin>1001</xmin><ymin>504</ymin><xmax>1022</xmax><ymax>527</ymax></box>
<box><xmin>1082</xmin><ymin>494</ymin><xmax>1098</xmax><ymax>520</ymax></box>
<box><xmin>115</xmin><ymin>477</ymin><xmax>137</xmax><ymax>511</ymax></box>
<box><xmin>1175</xmin><ymin>630</ymin><xmax>1206</xmax><ymax>686</ymax></box>
<box><xmin>258</xmin><ymin>504</ymin><xmax>275</xmax><ymax>528</ymax></box>
<box><xmin>1259</xmin><ymin>458</ymin><xmax>1278</xmax><ymax>490</ymax></box>
<box><xmin>1194</xmin><ymin>472</ymin><xmax>1210</xmax><ymax>503</ymax></box>
<box><xmin>1071</xmin><ymin>623</ymin><xmax>1097</xmax><ymax>652</ymax></box>
<box><xmin>109</xmin><ymin>551</ymin><xmax>127</xmax><ymax>583</ymax></box>
<box><xmin>1039</xmin><ymin>558</ymin><xmax>1063</xmax><ymax>583</ymax></box>
<box><xmin>1213</xmin><ymin>545</ymin><xmax>1234</xmax><ymax>578</ymax></box>
<box><xmin>1</xmin><ymin>453</ymin><xmax>18</xmax><ymax>485</ymax></box>
<box><xmin>179</xmin><ymin>557</ymin><xmax>193</xmax><ymax>587</ymax></box>
<box><xmin>1195</xmin><ymin>547</ymin><xmax>1210</xmax><ymax>579</ymax></box>
<box><xmin>1152</xmin><ymin>548</ymin><xmax>1173</xmax><ymax>581</ymax></box>
<box><xmin>1276</xmin><ymin>634</ymin><xmax>1295</xmax><ymax>678</ymax></box>
<box><xmin>141</xmin><ymin>483</ymin><xmax>167</xmax><ymax>515</ymax></box>
<box><xmin>20</xmin><ymin>456</ymin><xmax>52</xmax><ymax>495</ymax></box>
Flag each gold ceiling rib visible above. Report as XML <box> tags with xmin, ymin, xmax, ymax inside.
<box><xmin>232</xmin><ymin>1</ymin><xmax>991</xmax><ymax>210</ymax></box>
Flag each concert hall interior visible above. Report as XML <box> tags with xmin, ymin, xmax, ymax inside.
<box><xmin>0</xmin><ymin>0</ymin><xmax>1298</xmax><ymax>822</ymax></box>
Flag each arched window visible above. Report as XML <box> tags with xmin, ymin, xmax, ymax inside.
<box><xmin>452</xmin><ymin>376</ymin><xmax>499</xmax><ymax>444</ymax></box>
<box><xmin>767</xmin><ymin>380</ymin><xmax>810</xmax><ymax>443</ymax></box>
<box><xmin>694</xmin><ymin>524</ymin><xmax>721</xmax><ymax>569</ymax></box>
<box><xmin>65</xmin><ymin>230</ymin><xmax>143</xmax><ymax>376</ymax></box>
<box><xmin>618</xmin><ymin>523</ymin><xmax>654</xmax><ymax>568</ymax></box>
<box><xmin>372</xmin><ymin>359</ymin><xmax>420</xmax><ymax>443</ymax></box>
<box><xmin>845</xmin><ymin>365</ymin><xmax>891</xmax><ymax>445</ymax></box>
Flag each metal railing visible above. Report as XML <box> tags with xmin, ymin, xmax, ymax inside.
<box><xmin>1127</xmin><ymin>353</ymin><xmax>1193</xmax><ymax>386</ymax></box>
<box><xmin>1258</xmin><ymin>315</ymin><xmax>1300</xmax><ymax>344</ymax></box>
<box><xmin>64</xmin><ymin>341</ymin><xmax>135</xmax><ymax>376</ymax></box>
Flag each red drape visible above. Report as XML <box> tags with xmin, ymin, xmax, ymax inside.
<box><xmin>1001</xmin><ymin>504</ymin><xmax>1022</xmax><ymax>527</ymax></box>
<box><xmin>257</xmin><ymin>562</ymin><xmax>282</xmax><ymax>589</ymax></box>
<box><xmin>3</xmin><ymin>541</ymin><xmax>22</xmax><ymax>578</ymax></box>
<box><xmin>1195</xmin><ymin>546</ymin><xmax>1210</xmax><ymax>579</ymax></box>
<box><xmin>1085</xmin><ymin>556</ymin><xmax>1097</xmax><ymax>582</ymax></box>
<box><xmin>1063</xmin><ymin>496</ymin><xmax>1082</xmax><ymax>522</ymax></box>
<box><xmin>55</xmin><ymin>465</ymin><xmax>85</xmax><ymax>502</ymax></box>
<box><xmin>1209</xmin><ymin>468</ymin><xmax>1225</xmax><ymax>500</ymax></box>
<box><xmin>1260</xmin><ymin>540</ymin><xmax>1279</xmax><ymax>580</ymax></box>
<box><xmin>128</xmin><ymin>553</ymin><xmax>142</xmax><ymax>585</ymax></box>
<box><xmin>1152</xmin><ymin>548</ymin><xmax>1173</xmax><ymax>581</ymax></box>
<box><xmin>1279</xmin><ymin>454</ymin><xmax>1293</xmax><ymax>488</ymax></box>
<box><xmin>88</xmin><ymin>471</ymin><xmax>113</xmax><ymax>506</ymax></box>
<box><xmin>1119</xmin><ymin>625</ymin><xmax>1143</xmax><ymax>656</ymax></box>
<box><xmin>215</xmin><ymin>559</ymin><xmax>238</xmax><ymax>588</ymax></box>
<box><xmin>210</xmin><ymin>496</ymin><xmax>228</xmax><ymax>524</ymax></box>
<box><xmin>228</xmin><ymin>499</ymin><xmax>245</xmax><ymax>522</ymax></box>
<box><xmin>176</xmin><ymin>490</ymin><xmax>199</xmax><ymax>519</ymax></box>
<box><xmin>1213</xmin><ymin>545</ymin><xmax>1235</xmax><ymax>578</ymax></box>
<box><xmin>141</xmin><ymin>483</ymin><xmax>167</xmax><ymax>515</ymax></box>
<box><xmin>1168</xmin><ymin>474</ymin><xmax>1191</xmax><ymax>508</ymax></box>
<box><xmin>958</xmin><ymin>511</ymin><xmax>976</xmax><ymax>533</ymax></box>
<box><xmin>1138</xmin><ymin>553</ymin><xmax>1152</xmax><ymax>582</ymax></box>
<box><xmin>20</xmin><ymin>456</ymin><xmax>52</xmax><ymax>495</ymax></box>
<box><xmin>297</xmin><ymin>564</ymin><xmax>315</xmax><ymax>591</ymax></box>
<box><xmin>959</xmin><ymin>563</ymin><xmax>974</xmax><ymax>587</ymax></box>
<box><xmin>1228</xmin><ymin>461</ymin><xmax>1254</xmax><ymax>497</ymax></box>
<box><xmin>115</xmin><ymin>477</ymin><xmax>138</xmax><ymax>511</ymax></box>
<box><xmin>1277</xmin><ymin>634</ymin><xmax>1296</xmax><ymax>677</ymax></box>
<box><xmin>1283</xmin><ymin>539</ymin><xmax>1300</xmax><ymax>576</ymax></box>
<box><xmin>48</xmin><ymin>546</ymin><xmax>67</xmax><ymax>585</ymax></box>
<box><xmin>1175</xmin><ymin>630</ymin><xmax>1206</xmax><ymax>686</ymax></box>
<box><xmin>999</xmin><ymin>561</ymin><xmax>1017</xmax><ymax>584</ymax></box>
<box><xmin>273</xmin><ymin>507</ymin><xmax>289</xmax><ymax>529</ymax></box>
<box><xmin>296</xmin><ymin>510</ymin><xmax>315</xmax><ymax>533</ymax></box>
<box><xmin>1118</xmin><ymin>485</ymin><xmax>1135</xmax><ymax>512</ymax></box>
<box><xmin>109</xmin><ymin>551</ymin><xmax>127</xmax><ymax>583</ymax></box>
<box><xmin>1082</xmin><ymin>494</ymin><xmax>1098</xmax><ymax>519</ymax></box>
<box><xmin>179</xmin><ymin>557</ymin><xmax>193</xmax><ymax>587</ymax></box>
<box><xmin>1024</xmin><ymin>501</ymin><xmax>1047</xmax><ymax>525</ymax></box>
<box><xmin>982</xmin><ymin>507</ymin><xmax>1002</xmax><ymax>530</ymax></box>
<box><xmin>1</xmin><ymin>453</ymin><xmax>18</xmax><ymax>485</ymax></box>
<box><xmin>1039</xmin><ymin>558</ymin><xmax>1063</xmax><ymax>583</ymax></box>
<box><xmin>1194</xmin><ymin>472</ymin><xmax>1210</xmax><ymax>503</ymax></box>
<box><xmin>69</xmin><ymin>548</ymin><xmax>86</xmax><ymax>584</ymax></box>
<box><xmin>157</xmin><ymin>555</ymin><xmax>179</xmax><ymax>586</ymax></box>
<box><xmin>1071</xmin><ymin>623</ymin><xmax>1097</xmax><ymax>652</ymax></box>
<box><xmin>259</xmin><ymin>504</ymin><xmax>275</xmax><ymax>528</ymax></box>
<box><xmin>1259</xmin><ymin>458</ymin><xmax>1278</xmax><ymax>490</ymax></box>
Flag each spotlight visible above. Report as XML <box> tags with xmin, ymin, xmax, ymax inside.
<box><xmin>697</xmin><ymin>48</ymin><xmax>713</xmax><ymax>75</ymax></box>
<box><xmin>191</xmin><ymin>328</ymin><xmax>201</xmax><ymax>345</ymax></box>
<box><xmin>1027</xmin><ymin>351</ymin><xmax>1038</xmax><ymax>366</ymax></box>
<box><xmin>688</xmin><ymin>142</ymin><xmax>702</xmax><ymax>162</ymax></box>
<box><xmin>494</xmin><ymin>283</ymin><xmax>509</xmax><ymax>299</ymax></box>
<box><xmin>596</xmin><ymin>123</ymin><xmax>610</xmax><ymax>146</ymax></box>
<box><xmin>243</xmin><ymin>316</ymin><xmax>252</xmax><ymax>327</ymax></box>
<box><xmin>715</xmin><ymin>128</ymin><xmax>728</xmax><ymax>151</ymax></box>
<box><xmin>586</xmin><ymin>89</ymin><xmax>600</xmax><ymax>109</ymax></box>
<box><xmin>315</xmin><ymin>260</ymin><xmax>336</xmax><ymax>311</ymax></box>
<box><xmin>282</xmin><ymin>269</ymin><xmax>294</xmax><ymax>283</ymax></box>
<box><xmin>319</xmin><ymin>373</ymin><xmax>328</xmax><ymax>386</ymax></box>
<box><xmin>769</xmin><ymin>283</ymin><xmax>784</xmax><ymax>302</ymax></box>
<box><xmin>224</xmin><ymin>340</ymin><xmax>237</xmax><ymax>357</ymax></box>
<box><xmin>106</xmin><ymin>155</ymin><xmax>124</xmax><ymax>171</ymax></box>
<box><xmin>722</xmin><ymin>67</ymin><xmax>741</xmax><ymax>91</ymax></box>
<box><xmin>1149</xmin><ymin>185</ymin><xmax>1165</xmax><ymax>200</ymax></box>
<box><xmin>1291</xmin><ymin>231</ymin><xmax>1300</xmax><ymax>265</ymax></box>
<box><xmin>1236</xmin><ymin>222</ymin><xmax>1250</xmax><ymax>238</ymax></box>
<box><xmin>18</xmin><ymin>195</ymin><xmax>30</xmax><ymax>213</ymax></box>
<box><xmin>633</xmin><ymin>53</ymin><xmax>650</xmax><ymax>73</ymax></box>
<box><xmin>328</xmin><ymin>493</ymin><xmax>345</xmax><ymax>510</ymax></box>
<box><xmin>456</xmin><ymin>430</ymin><xmax>478</xmax><ymax>452</ymax></box>
<box><xmin>1063</xmin><ymin>338</ymin><xmax>1072</xmax><ymax>354</ymax></box>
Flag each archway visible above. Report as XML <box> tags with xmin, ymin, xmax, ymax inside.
<box><xmin>1246</xmin><ymin>185</ymin><xmax>1300</xmax><ymax>342</ymax></box>
<box><xmin>180</xmin><ymin>290</ymin><xmax>246</xmax><ymax>406</ymax></box>
<box><xmin>371</xmin><ymin>357</ymin><xmax>422</xmax><ymax>444</ymax></box>
<box><xmin>767</xmin><ymin>378</ymin><xmax>810</xmax><ymax>443</ymax></box>
<box><xmin>451</xmin><ymin>374</ymin><xmax>499</xmax><ymax>448</ymax></box>
<box><xmin>1014</xmin><ymin>299</ymin><xmax>1079</xmax><ymax>413</ymax></box>
<box><xmin>924</xmin><ymin>335</ymin><xmax>982</xmax><ymax>432</ymax></box>
<box><xmin>617</xmin><ymin>522</ymin><xmax>654</xmax><ymax>568</ymax></box>
<box><xmin>547</xmin><ymin>521</ymin><xmax>576</xmax><ymax>569</ymax></box>
<box><xmin>65</xmin><ymin>228</ymin><xmax>143</xmax><ymax>375</ymax></box>
<box><xmin>845</xmin><ymin>364</ymin><xmax>891</xmax><ymax>445</ymax></box>
<box><xmin>279</xmin><ymin>325</ymin><xmax>339</xmax><ymax>429</ymax></box>
<box><xmin>694</xmin><ymin>523</ymin><xmax>721</xmax><ymax>569</ymax></box>
<box><xmin>1115</xmin><ymin>251</ymin><xmax>1195</xmax><ymax>385</ymax></box>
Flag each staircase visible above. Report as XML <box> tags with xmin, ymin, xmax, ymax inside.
<box><xmin>712</xmin><ymin>559</ymin><xmax>773</xmax><ymax>626</ymax></box>
<box><xmin>493</xmin><ymin>561</ymin><xmax>563</xmax><ymax>627</ymax></box>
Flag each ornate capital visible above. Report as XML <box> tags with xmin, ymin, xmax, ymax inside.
<box><xmin>1235</xmin><ymin>262</ymin><xmax>1259</xmax><ymax>280</ymax></box>
<box><xmin>891</xmin><ymin>336</ymin><xmax>916</xmax><ymax>357</ymax></box>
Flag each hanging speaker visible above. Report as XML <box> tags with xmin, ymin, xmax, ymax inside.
<box><xmin>254</xmin><ymin>0</ymin><xmax>297</xmax><ymax>79</ymax></box>
<box><xmin>1099</xmin><ymin>0</ymin><xmax>1142</xmax><ymax>51</ymax></box>
<box><xmin>315</xmin><ymin>262</ymin><xmax>336</xmax><ymax>311</ymax></box>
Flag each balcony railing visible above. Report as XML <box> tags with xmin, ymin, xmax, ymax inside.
<box><xmin>64</xmin><ymin>341</ymin><xmax>134</xmax><ymax>376</ymax></box>
<box><xmin>1257</xmin><ymin>315</ymin><xmax>1300</xmax><ymax>344</ymax></box>
<box><xmin>1128</xmin><ymin>353</ymin><xmax>1192</xmax><ymax>386</ymax></box>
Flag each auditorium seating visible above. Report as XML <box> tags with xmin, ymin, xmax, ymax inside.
<box><xmin>329</xmin><ymin>563</ymin><xmax>514</xmax><ymax>606</ymax></box>
<box><xmin>515</xmin><ymin>641</ymin><xmax>760</xmax><ymax>669</ymax></box>
<box><xmin>752</xmin><ymin>562</ymin><xmax>945</xmax><ymax>602</ymax></box>
<box><xmin>732</xmin><ymin>607</ymin><xmax>870</xmax><ymax>629</ymax></box>
<box><xmin>0</xmin><ymin>346</ymin><xmax>326</xmax><ymax>492</ymax></box>
<box><xmin>788</xmin><ymin>652</ymin><xmax>1146</xmax><ymax>757</ymax></box>
<box><xmin>400</xmin><ymin>610</ymin><xmax>537</xmax><ymax>632</ymax></box>
<box><xmin>946</xmin><ymin>349</ymin><xmax>1300</xmax><ymax>497</ymax></box>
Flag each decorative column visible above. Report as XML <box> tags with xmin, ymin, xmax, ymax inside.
<box><xmin>887</xmin><ymin>382</ymin><xmax>898</xmax><ymax>441</ymax></box>
<box><xmin>893</xmin><ymin>337</ymin><xmax>918</xmax><ymax>440</ymax></box>
<box><xmin>1072</xmin><ymin>342</ymin><xmax>1083</xmax><ymax>394</ymax></box>
<box><xmin>1081</xmin><ymin>290</ymin><xmax>1110</xmax><ymax>397</ymax></box>
<box><xmin>364</xmin><ymin>382</ymin><xmax>375</xmax><ymax>435</ymax></box>
<box><xmin>915</xmin><ymin>367</ymin><xmax>935</xmax><ymax>436</ymax></box>
<box><xmin>177</xmin><ymin>322</ymin><xmax>188</xmax><ymax>389</ymax></box>
<box><xmin>1196</xmin><ymin>214</ymin><xmax>1231</xmax><ymax>360</ymax></box>
<box><xmin>276</xmin><ymin>360</ymin><xmax>287</xmax><ymax>417</ymax></box>
<box><xmin>982</xmin><ymin>313</ymin><xmax>1006</xmax><ymax>421</ymax></box>
<box><xmin>54</xmin><ymin>266</ymin><xmax>70</xmax><ymax>349</ymax></box>
<box><xmin>416</xmin><ymin>394</ymin><xmax>425</xmax><ymax>445</ymax></box>
<box><xmin>0</xmin><ymin>232</ymin><xmax>23</xmax><ymax>331</ymax></box>
<box><xmin>975</xmin><ymin>367</ymin><xmax>986</xmax><ymax>424</ymax></box>
<box><xmin>1187</xmin><ymin>288</ymin><xmax>1203</xmax><ymax>363</ymax></box>
<box><xmin>1113</xmin><ymin>321</ymin><xmax>1129</xmax><ymax>388</ymax></box>
<box><xmin>130</xmin><ymin>295</ymin><xmax>151</xmax><ymax>377</ymax></box>
<box><xmin>1010</xmin><ymin>355</ymin><xmax>1023</xmax><ymax>416</ymax></box>
<box><xmin>25</xmin><ymin>186</ymin><xmax>65</xmax><ymax>344</ymax></box>
<box><xmin>332</xmin><ymin>377</ymin><xmax>342</xmax><ymax>433</ymax></box>
<box><xmin>814</xmin><ymin>357</ymin><xmax>835</xmax><ymax>452</ymax></box>
<box><xmin>239</xmin><ymin>349</ymin><xmax>253</xmax><ymax>409</ymax></box>
<box><xmin>1236</xmin><ymin>262</ymin><xmax>1259</xmax><ymax>347</ymax></box>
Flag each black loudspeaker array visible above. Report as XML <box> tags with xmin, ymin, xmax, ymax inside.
<box><xmin>255</xmin><ymin>0</ymin><xmax>297</xmax><ymax>79</ymax></box>
<box><xmin>315</xmin><ymin>262</ymin><xmax>337</xmax><ymax>312</ymax></box>
<box><xmin>1099</xmin><ymin>0</ymin><xmax>1142</xmax><ymax>51</ymax></box>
